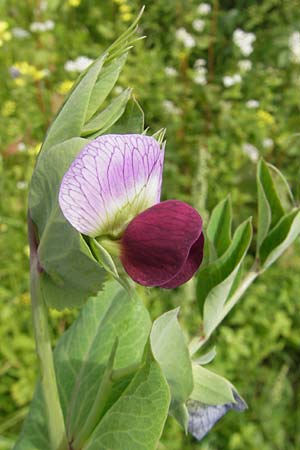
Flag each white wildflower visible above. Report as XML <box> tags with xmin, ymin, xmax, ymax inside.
<box><xmin>242</xmin><ymin>143</ymin><xmax>259</xmax><ymax>163</ymax></box>
<box><xmin>289</xmin><ymin>31</ymin><xmax>300</xmax><ymax>63</ymax></box>
<box><xmin>223</xmin><ymin>73</ymin><xmax>241</xmax><ymax>87</ymax></box>
<box><xmin>175</xmin><ymin>28</ymin><xmax>196</xmax><ymax>49</ymax></box>
<box><xmin>197</xmin><ymin>3</ymin><xmax>211</xmax><ymax>15</ymax></box>
<box><xmin>30</xmin><ymin>20</ymin><xmax>55</xmax><ymax>32</ymax></box>
<box><xmin>114</xmin><ymin>86</ymin><xmax>123</xmax><ymax>95</ymax></box>
<box><xmin>246</xmin><ymin>99</ymin><xmax>260</xmax><ymax>109</ymax></box>
<box><xmin>64</xmin><ymin>56</ymin><xmax>94</xmax><ymax>72</ymax></box>
<box><xmin>163</xmin><ymin>100</ymin><xmax>181</xmax><ymax>115</ymax></box>
<box><xmin>263</xmin><ymin>138</ymin><xmax>274</xmax><ymax>149</ymax></box>
<box><xmin>194</xmin><ymin>73</ymin><xmax>207</xmax><ymax>85</ymax></box>
<box><xmin>194</xmin><ymin>66</ymin><xmax>207</xmax><ymax>85</ymax></box>
<box><xmin>17</xmin><ymin>142</ymin><xmax>26</xmax><ymax>152</ymax></box>
<box><xmin>194</xmin><ymin>58</ymin><xmax>206</xmax><ymax>68</ymax></box>
<box><xmin>233</xmin><ymin>28</ymin><xmax>256</xmax><ymax>56</ymax></box>
<box><xmin>11</xmin><ymin>27</ymin><xmax>30</xmax><ymax>38</ymax></box>
<box><xmin>192</xmin><ymin>19</ymin><xmax>205</xmax><ymax>32</ymax></box>
<box><xmin>238</xmin><ymin>59</ymin><xmax>252</xmax><ymax>72</ymax></box>
<box><xmin>164</xmin><ymin>66</ymin><xmax>177</xmax><ymax>77</ymax></box>
<box><xmin>40</xmin><ymin>0</ymin><xmax>48</xmax><ymax>10</ymax></box>
<box><xmin>17</xmin><ymin>181</ymin><xmax>28</xmax><ymax>190</ymax></box>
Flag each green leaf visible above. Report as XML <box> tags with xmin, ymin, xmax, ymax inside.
<box><xmin>170</xmin><ymin>402</ymin><xmax>189</xmax><ymax>433</ymax></box>
<box><xmin>86</xmin><ymin>53</ymin><xmax>128</xmax><ymax>121</ymax></box>
<box><xmin>150</xmin><ymin>308</ymin><xmax>193</xmax><ymax>429</ymax></box>
<box><xmin>15</xmin><ymin>281</ymin><xmax>159</xmax><ymax>450</ymax></box>
<box><xmin>267</xmin><ymin>163</ymin><xmax>295</xmax><ymax>207</ymax></box>
<box><xmin>108</xmin><ymin>96</ymin><xmax>145</xmax><ymax>134</ymax></box>
<box><xmin>41</xmin><ymin>55</ymin><xmax>107</xmax><ymax>156</ymax></box>
<box><xmin>13</xmin><ymin>384</ymin><xmax>49</xmax><ymax>450</ymax></box>
<box><xmin>84</xmin><ymin>350</ymin><xmax>170</xmax><ymax>450</ymax></box>
<box><xmin>197</xmin><ymin>218</ymin><xmax>252</xmax><ymax>337</ymax></box>
<box><xmin>256</xmin><ymin>159</ymin><xmax>285</xmax><ymax>250</ymax></box>
<box><xmin>207</xmin><ymin>196</ymin><xmax>232</xmax><ymax>259</ymax></box>
<box><xmin>39</xmin><ymin>12</ymin><xmax>142</xmax><ymax>156</ymax></box>
<box><xmin>81</xmin><ymin>88</ymin><xmax>132</xmax><ymax>137</ymax></box>
<box><xmin>194</xmin><ymin>347</ymin><xmax>217</xmax><ymax>365</ymax></box>
<box><xmin>260</xmin><ymin>209</ymin><xmax>300</xmax><ymax>269</ymax></box>
<box><xmin>29</xmin><ymin>138</ymin><xmax>105</xmax><ymax>309</ymax></box>
<box><xmin>190</xmin><ymin>365</ymin><xmax>235</xmax><ymax>406</ymax></box>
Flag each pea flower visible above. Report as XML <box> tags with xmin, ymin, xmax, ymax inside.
<box><xmin>59</xmin><ymin>134</ymin><xmax>204</xmax><ymax>288</ymax></box>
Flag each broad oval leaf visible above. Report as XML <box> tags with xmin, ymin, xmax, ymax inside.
<box><xmin>150</xmin><ymin>308</ymin><xmax>193</xmax><ymax>430</ymax></box>
<box><xmin>14</xmin><ymin>281</ymin><xmax>168</xmax><ymax>450</ymax></box>
<box><xmin>29</xmin><ymin>138</ymin><xmax>105</xmax><ymax>309</ymax></box>
<box><xmin>190</xmin><ymin>365</ymin><xmax>235</xmax><ymax>405</ymax></box>
<box><xmin>83</xmin><ymin>351</ymin><xmax>170</xmax><ymax>450</ymax></box>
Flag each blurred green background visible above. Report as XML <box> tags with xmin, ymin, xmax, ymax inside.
<box><xmin>1</xmin><ymin>0</ymin><xmax>300</xmax><ymax>449</ymax></box>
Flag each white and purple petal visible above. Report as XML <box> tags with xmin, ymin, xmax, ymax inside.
<box><xmin>59</xmin><ymin>134</ymin><xmax>164</xmax><ymax>237</ymax></box>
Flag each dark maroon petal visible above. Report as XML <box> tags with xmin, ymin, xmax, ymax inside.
<box><xmin>160</xmin><ymin>233</ymin><xmax>204</xmax><ymax>288</ymax></box>
<box><xmin>120</xmin><ymin>200</ymin><xmax>204</xmax><ymax>287</ymax></box>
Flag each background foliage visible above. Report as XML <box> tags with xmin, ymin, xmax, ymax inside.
<box><xmin>0</xmin><ymin>0</ymin><xmax>300</xmax><ymax>449</ymax></box>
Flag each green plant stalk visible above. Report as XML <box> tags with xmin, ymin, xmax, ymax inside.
<box><xmin>29</xmin><ymin>216</ymin><xmax>68</xmax><ymax>450</ymax></box>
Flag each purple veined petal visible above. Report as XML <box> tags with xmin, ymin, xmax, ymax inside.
<box><xmin>59</xmin><ymin>134</ymin><xmax>164</xmax><ymax>237</ymax></box>
<box><xmin>120</xmin><ymin>200</ymin><xmax>204</xmax><ymax>288</ymax></box>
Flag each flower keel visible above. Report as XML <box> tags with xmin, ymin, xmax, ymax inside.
<box><xmin>120</xmin><ymin>200</ymin><xmax>204</xmax><ymax>288</ymax></box>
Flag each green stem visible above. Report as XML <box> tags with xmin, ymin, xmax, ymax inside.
<box><xmin>29</xmin><ymin>216</ymin><xmax>68</xmax><ymax>450</ymax></box>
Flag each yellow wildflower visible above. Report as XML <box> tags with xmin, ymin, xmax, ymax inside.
<box><xmin>14</xmin><ymin>78</ymin><xmax>26</xmax><ymax>87</ymax></box>
<box><xmin>121</xmin><ymin>12</ymin><xmax>133</xmax><ymax>22</ymax></box>
<box><xmin>20</xmin><ymin>292</ymin><xmax>30</xmax><ymax>305</ymax></box>
<box><xmin>68</xmin><ymin>0</ymin><xmax>81</xmax><ymax>6</ymax></box>
<box><xmin>113</xmin><ymin>0</ymin><xmax>125</xmax><ymax>4</ymax></box>
<box><xmin>257</xmin><ymin>109</ymin><xmax>275</xmax><ymax>126</ymax></box>
<box><xmin>23</xmin><ymin>245</ymin><xmax>30</xmax><ymax>257</ymax></box>
<box><xmin>28</xmin><ymin>142</ymin><xmax>41</xmax><ymax>156</ymax></box>
<box><xmin>12</xmin><ymin>61</ymin><xmax>47</xmax><ymax>84</ymax></box>
<box><xmin>0</xmin><ymin>21</ymin><xmax>11</xmax><ymax>46</ymax></box>
<box><xmin>0</xmin><ymin>223</ymin><xmax>8</xmax><ymax>232</ymax></box>
<box><xmin>1</xmin><ymin>100</ymin><xmax>16</xmax><ymax>117</ymax></box>
<box><xmin>57</xmin><ymin>80</ymin><xmax>74</xmax><ymax>95</ymax></box>
<box><xmin>119</xmin><ymin>3</ymin><xmax>131</xmax><ymax>13</ymax></box>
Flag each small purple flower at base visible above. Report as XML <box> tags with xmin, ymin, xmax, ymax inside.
<box><xmin>59</xmin><ymin>134</ymin><xmax>204</xmax><ymax>289</ymax></box>
<box><xmin>120</xmin><ymin>200</ymin><xmax>204</xmax><ymax>288</ymax></box>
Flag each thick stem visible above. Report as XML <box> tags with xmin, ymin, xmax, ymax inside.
<box><xmin>28</xmin><ymin>215</ymin><xmax>68</xmax><ymax>450</ymax></box>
